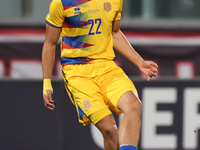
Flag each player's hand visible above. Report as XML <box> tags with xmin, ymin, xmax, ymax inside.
<box><xmin>138</xmin><ymin>60</ymin><xmax>158</xmax><ymax>81</ymax></box>
<box><xmin>43</xmin><ymin>90</ymin><xmax>55</xmax><ymax>110</ymax></box>
<box><xmin>43</xmin><ymin>78</ymin><xmax>55</xmax><ymax>110</ymax></box>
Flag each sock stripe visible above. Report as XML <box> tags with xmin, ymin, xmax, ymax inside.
<box><xmin>119</xmin><ymin>145</ymin><xmax>138</xmax><ymax>150</ymax></box>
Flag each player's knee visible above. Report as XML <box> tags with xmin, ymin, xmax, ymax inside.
<box><xmin>123</xmin><ymin>98</ymin><xmax>142</xmax><ymax>116</ymax></box>
<box><xmin>130</xmin><ymin>100</ymin><xmax>142</xmax><ymax>115</ymax></box>
<box><xmin>133</xmin><ymin>100</ymin><xmax>142</xmax><ymax>114</ymax></box>
<box><xmin>102</xmin><ymin>124</ymin><xmax>118</xmax><ymax>139</ymax></box>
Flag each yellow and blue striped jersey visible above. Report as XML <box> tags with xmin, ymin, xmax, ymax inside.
<box><xmin>46</xmin><ymin>0</ymin><xmax>123</xmax><ymax>64</ymax></box>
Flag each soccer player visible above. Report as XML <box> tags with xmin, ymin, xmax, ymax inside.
<box><xmin>42</xmin><ymin>0</ymin><xmax>158</xmax><ymax>150</ymax></box>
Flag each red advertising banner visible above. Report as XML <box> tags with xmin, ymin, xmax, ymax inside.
<box><xmin>0</xmin><ymin>29</ymin><xmax>200</xmax><ymax>79</ymax></box>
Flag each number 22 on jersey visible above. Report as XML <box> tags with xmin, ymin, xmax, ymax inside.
<box><xmin>88</xmin><ymin>18</ymin><xmax>102</xmax><ymax>35</ymax></box>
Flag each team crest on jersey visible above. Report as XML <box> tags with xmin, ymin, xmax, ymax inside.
<box><xmin>104</xmin><ymin>2</ymin><xmax>112</xmax><ymax>12</ymax></box>
<box><xmin>83</xmin><ymin>99</ymin><xmax>91</xmax><ymax>110</ymax></box>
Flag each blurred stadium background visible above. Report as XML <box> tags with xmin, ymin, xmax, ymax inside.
<box><xmin>0</xmin><ymin>0</ymin><xmax>200</xmax><ymax>150</ymax></box>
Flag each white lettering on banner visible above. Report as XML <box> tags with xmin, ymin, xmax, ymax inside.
<box><xmin>183</xmin><ymin>88</ymin><xmax>200</xmax><ymax>149</ymax></box>
<box><xmin>10</xmin><ymin>59</ymin><xmax>42</xmax><ymax>78</ymax></box>
<box><xmin>141</xmin><ymin>88</ymin><xmax>177</xmax><ymax>149</ymax></box>
<box><xmin>90</xmin><ymin>123</ymin><xmax>104</xmax><ymax>149</ymax></box>
<box><xmin>119</xmin><ymin>113</ymin><xmax>124</xmax><ymax>126</ymax></box>
<box><xmin>90</xmin><ymin>87</ymin><xmax>200</xmax><ymax>149</ymax></box>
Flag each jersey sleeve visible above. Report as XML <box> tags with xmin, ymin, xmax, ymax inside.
<box><xmin>115</xmin><ymin>0</ymin><xmax>123</xmax><ymax>20</ymax></box>
<box><xmin>46</xmin><ymin>0</ymin><xmax>65</xmax><ymax>28</ymax></box>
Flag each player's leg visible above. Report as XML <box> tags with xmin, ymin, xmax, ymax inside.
<box><xmin>99</xmin><ymin>61</ymin><xmax>141</xmax><ymax>149</ymax></box>
<box><xmin>94</xmin><ymin>113</ymin><xmax>119</xmax><ymax>150</ymax></box>
<box><xmin>117</xmin><ymin>91</ymin><xmax>142</xmax><ymax>150</ymax></box>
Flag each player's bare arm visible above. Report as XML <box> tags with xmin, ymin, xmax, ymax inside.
<box><xmin>112</xmin><ymin>20</ymin><xmax>158</xmax><ymax>81</ymax></box>
<box><xmin>42</xmin><ymin>24</ymin><xmax>61</xmax><ymax>110</ymax></box>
